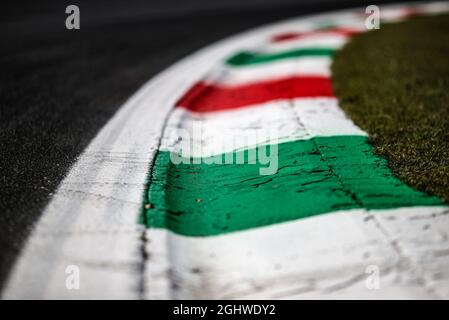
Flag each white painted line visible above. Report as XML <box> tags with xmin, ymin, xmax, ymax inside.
<box><xmin>146</xmin><ymin>207</ymin><xmax>449</xmax><ymax>299</ymax></box>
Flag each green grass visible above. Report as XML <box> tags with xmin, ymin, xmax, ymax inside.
<box><xmin>332</xmin><ymin>13</ymin><xmax>449</xmax><ymax>203</ymax></box>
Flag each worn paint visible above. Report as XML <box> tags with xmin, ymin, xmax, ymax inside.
<box><xmin>161</xmin><ymin>98</ymin><xmax>366</xmax><ymax>158</ymax></box>
<box><xmin>145</xmin><ymin>136</ymin><xmax>443</xmax><ymax>236</ymax></box>
<box><xmin>146</xmin><ymin>206</ymin><xmax>449</xmax><ymax>299</ymax></box>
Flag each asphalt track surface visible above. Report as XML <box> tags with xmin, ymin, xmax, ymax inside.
<box><xmin>0</xmin><ymin>0</ymin><xmax>410</xmax><ymax>292</ymax></box>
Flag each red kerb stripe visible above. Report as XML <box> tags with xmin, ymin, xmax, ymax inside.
<box><xmin>271</xmin><ymin>28</ymin><xmax>360</xmax><ymax>42</ymax></box>
<box><xmin>176</xmin><ymin>76</ymin><xmax>334</xmax><ymax>113</ymax></box>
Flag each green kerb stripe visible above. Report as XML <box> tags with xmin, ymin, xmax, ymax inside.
<box><xmin>144</xmin><ymin>136</ymin><xmax>442</xmax><ymax>236</ymax></box>
<box><xmin>226</xmin><ymin>48</ymin><xmax>335</xmax><ymax>66</ymax></box>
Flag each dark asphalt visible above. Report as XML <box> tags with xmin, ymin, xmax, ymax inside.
<box><xmin>0</xmin><ymin>0</ymin><xmax>405</xmax><ymax>291</ymax></box>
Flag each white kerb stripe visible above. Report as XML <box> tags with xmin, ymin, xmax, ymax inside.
<box><xmin>205</xmin><ymin>56</ymin><xmax>332</xmax><ymax>86</ymax></box>
<box><xmin>146</xmin><ymin>206</ymin><xmax>449</xmax><ymax>299</ymax></box>
<box><xmin>161</xmin><ymin>98</ymin><xmax>366</xmax><ymax>158</ymax></box>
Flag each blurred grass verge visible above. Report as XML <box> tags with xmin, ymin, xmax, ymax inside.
<box><xmin>332</xmin><ymin>13</ymin><xmax>449</xmax><ymax>203</ymax></box>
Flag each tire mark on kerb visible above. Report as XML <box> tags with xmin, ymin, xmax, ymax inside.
<box><xmin>3</xmin><ymin>42</ymin><xmax>229</xmax><ymax>298</ymax></box>
<box><xmin>138</xmin><ymin>97</ymin><xmax>178</xmax><ymax>300</ymax></box>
